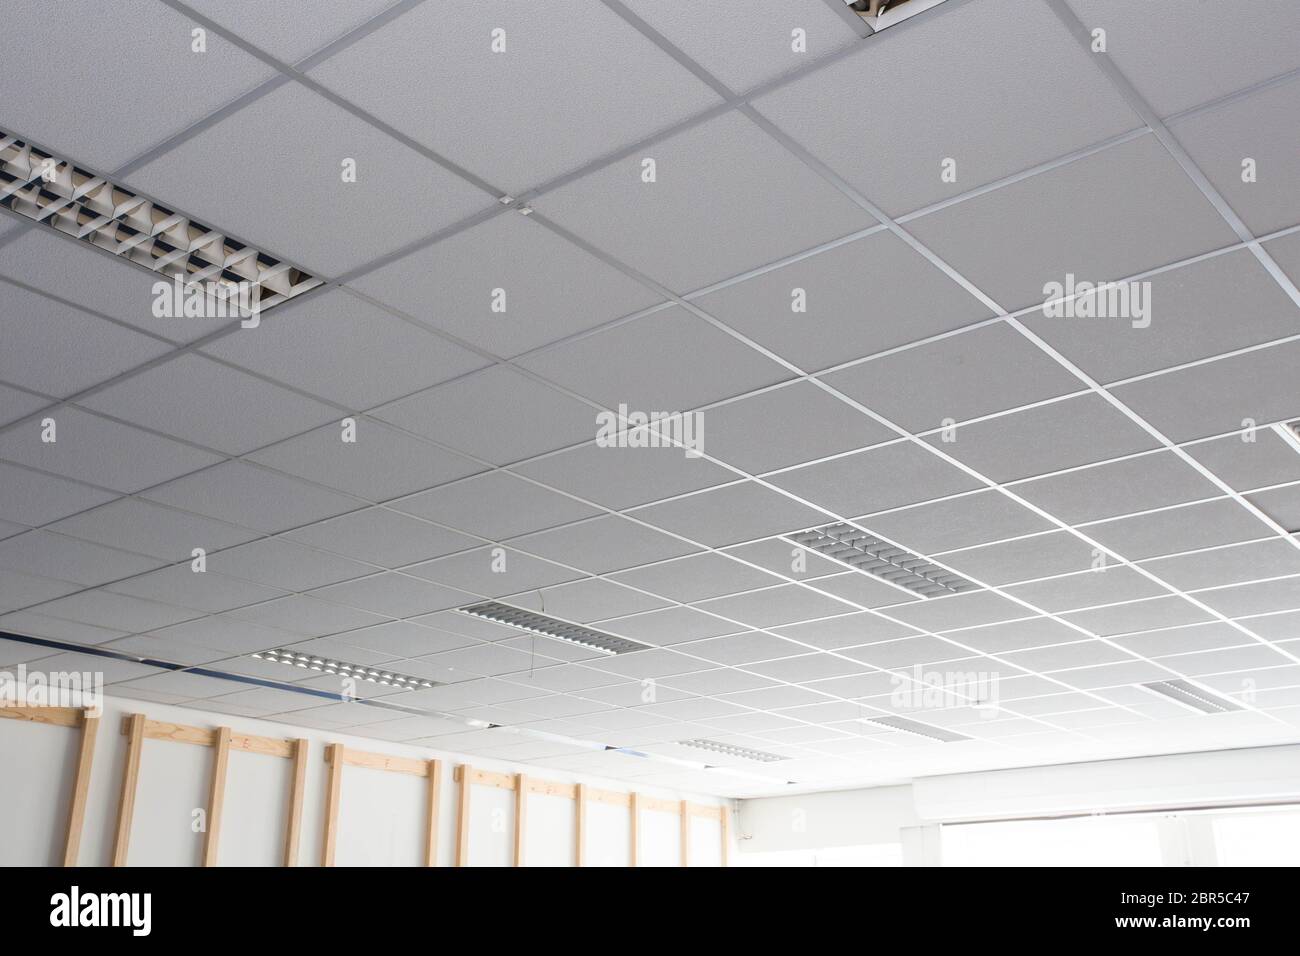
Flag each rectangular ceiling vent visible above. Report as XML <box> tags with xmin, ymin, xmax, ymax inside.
<box><xmin>860</xmin><ymin>715</ymin><xmax>971</xmax><ymax>742</ymax></box>
<box><xmin>678</xmin><ymin>739</ymin><xmax>788</xmax><ymax>763</ymax></box>
<box><xmin>457</xmin><ymin>601</ymin><xmax>650</xmax><ymax>656</ymax></box>
<box><xmin>250</xmin><ymin>648</ymin><xmax>439</xmax><ymax>690</ymax></box>
<box><xmin>1140</xmin><ymin>680</ymin><xmax>1244</xmax><ymax>715</ymax></box>
<box><xmin>847</xmin><ymin>0</ymin><xmax>950</xmax><ymax>31</ymax></box>
<box><xmin>787</xmin><ymin>522</ymin><xmax>979</xmax><ymax>597</ymax></box>
<box><xmin>0</xmin><ymin>130</ymin><xmax>321</xmax><ymax>314</ymax></box>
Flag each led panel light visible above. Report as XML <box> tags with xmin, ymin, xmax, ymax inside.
<box><xmin>250</xmin><ymin>648</ymin><xmax>439</xmax><ymax>690</ymax></box>
<box><xmin>0</xmin><ymin>130</ymin><xmax>322</xmax><ymax>315</ymax></box>
<box><xmin>859</xmin><ymin>715</ymin><xmax>971</xmax><ymax>742</ymax></box>
<box><xmin>457</xmin><ymin>601</ymin><xmax>650</xmax><ymax>655</ymax></box>
<box><xmin>1140</xmin><ymin>679</ymin><xmax>1245</xmax><ymax>715</ymax></box>
<box><xmin>677</xmin><ymin>738</ymin><xmax>789</xmax><ymax>763</ymax></box>
<box><xmin>787</xmin><ymin>522</ymin><xmax>979</xmax><ymax>597</ymax></box>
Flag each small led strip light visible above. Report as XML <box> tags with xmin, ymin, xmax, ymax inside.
<box><xmin>251</xmin><ymin>648</ymin><xmax>438</xmax><ymax>690</ymax></box>
<box><xmin>787</xmin><ymin>522</ymin><xmax>979</xmax><ymax>598</ymax></box>
<box><xmin>677</xmin><ymin>738</ymin><xmax>789</xmax><ymax>763</ymax></box>
<box><xmin>457</xmin><ymin>601</ymin><xmax>650</xmax><ymax>656</ymax></box>
<box><xmin>0</xmin><ymin>130</ymin><xmax>321</xmax><ymax>314</ymax></box>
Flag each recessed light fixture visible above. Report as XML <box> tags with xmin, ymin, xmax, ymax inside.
<box><xmin>0</xmin><ymin>130</ymin><xmax>321</xmax><ymax>315</ymax></box>
<box><xmin>250</xmin><ymin>648</ymin><xmax>438</xmax><ymax>690</ymax></box>
<box><xmin>846</xmin><ymin>0</ymin><xmax>949</xmax><ymax>30</ymax></box>
<box><xmin>457</xmin><ymin>601</ymin><xmax>650</xmax><ymax>656</ymax></box>
<box><xmin>1140</xmin><ymin>680</ymin><xmax>1244</xmax><ymax>715</ymax></box>
<box><xmin>1272</xmin><ymin>421</ymin><xmax>1300</xmax><ymax>456</ymax></box>
<box><xmin>858</xmin><ymin>714</ymin><xmax>971</xmax><ymax>742</ymax></box>
<box><xmin>677</xmin><ymin>739</ymin><xmax>788</xmax><ymax>763</ymax></box>
<box><xmin>787</xmin><ymin>523</ymin><xmax>978</xmax><ymax>597</ymax></box>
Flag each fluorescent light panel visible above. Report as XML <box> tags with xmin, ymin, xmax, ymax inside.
<box><xmin>678</xmin><ymin>738</ymin><xmax>788</xmax><ymax>762</ymax></box>
<box><xmin>0</xmin><ymin>130</ymin><xmax>321</xmax><ymax>313</ymax></box>
<box><xmin>1140</xmin><ymin>679</ymin><xmax>1244</xmax><ymax>715</ymax></box>
<box><xmin>457</xmin><ymin>601</ymin><xmax>650</xmax><ymax>655</ymax></box>
<box><xmin>251</xmin><ymin>648</ymin><xmax>438</xmax><ymax>690</ymax></box>
<box><xmin>788</xmin><ymin>522</ymin><xmax>978</xmax><ymax>597</ymax></box>
<box><xmin>860</xmin><ymin>714</ymin><xmax>971</xmax><ymax>742</ymax></box>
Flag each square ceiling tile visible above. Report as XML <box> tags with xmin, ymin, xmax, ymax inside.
<box><xmin>700</xmin><ymin>381</ymin><xmax>894</xmax><ymax>473</ymax></box>
<box><xmin>792</xmin><ymin>571</ymin><xmax>918</xmax><ymax>611</ymax></box>
<box><xmin>0</xmin><ymin>383</ymin><xmax>47</xmax><ymax>428</ymax></box>
<box><xmin>1196</xmin><ymin>577</ymin><xmax>1300</xmax><ymax>618</ymax></box>
<box><xmin>1021</xmin><ymin>249</ymin><xmax>1300</xmax><ymax>384</ymax></box>
<box><xmin>373</xmin><ymin>365</ymin><xmax>596</xmax><ymax>466</ymax></box>
<box><xmin>507</xmin><ymin>514</ymin><xmax>700</xmax><ymax>574</ymax></box>
<box><xmin>226</xmin><ymin>594</ymin><xmax>387</xmax><ymax>637</ymax></box>
<box><xmin>1050</xmin><ymin>659</ymin><xmax>1172</xmax><ymax>690</ymax></box>
<box><xmin>907</xmin><ymin>135</ymin><xmax>1238</xmax><ymax>312</ymax></box>
<box><xmin>248</xmin><ymin>420</ymin><xmax>484</xmax><ymax>502</ymax></box>
<box><xmin>0</xmin><ymin>530</ymin><xmax>161</xmax><ymax>587</ymax></box>
<box><xmin>938</xmin><ymin>532</ymin><xmax>1099</xmax><ymax>588</ymax></box>
<box><xmin>405</xmin><ymin>546</ymin><xmax>583</xmax><ymax>598</ymax></box>
<box><xmin>203</xmin><ymin>288</ymin><xmax>490</xmax><ymax>410</ymax></box>
<box><xmin>1140</xmin><ymin>540</ymin><xmax>1300</xmax><ymax>592</ymax></box>
<box><xmin>0</xmin><ymin>282</ymin><xmax>172</xmax><ymax>397</ymax></box>
<box><xmin>349</xmin><ymin>214</ymin><xmax>663</xmax><ymax>357</ymax></box>
<box><xmin>607</xmin><ymin>552</ymin><xmax>780</xmax><ymax>605</ymax></box>
<box><xmin>584</xmin><ymin>648</ymin><xmax>714</xmax><ymax>680</ymax></box>
<box><xmin>284</xmin><ymin>507</ymin><xmax>478</xmax><ymax>568</ymax></box>
<box><xmin>521</xmin><ymin>306</ymin><xmax>792</xmax><ymax>413</ymax></box>
<box><xmin>755</xmin><ymin>0</ymin><xmax>1141</xmax><ymax>216</ymax></box>
<box><xmin>32</xmin><ymin>589</ymin><xmax>201</xmax><ymax>633</ymax></box>
<box><xmin>1187</xmin><ymin>430</ymin><xmax>1300</xmax><ymax>493</ymax></box>
<box><xmin>863</xmin><ymin>489</ymin><xmax>1053</xmax><ymax>556</ymax></box>
<box><xmin>1158</xmin><ymin>644</ymin><xmax>1294</xmax><ymax>678</ymax></box>
<box><xmin>306</xmin><ymin>0</ymin><xmax>722</xmax><ymax>194</ymax></box>
<box><xmin>1113</xmin><ymin>622</ymin><xmax>1257</xmax><ymax>658</ymax></box>
<box><xmin>143</xmin><ymin>461</ymin><xmax>358</xmax><ymax>533</ymax></box>
<box><xmin>694</xmin><ymin>584</ymin><xmax>857</xmax><ymax>629</ymax></box>
<box><xmin>205</xmin><ymin>537</ymin><xmax>372</xmax><ymax>592</ymax></box>
<box><xmin>308</xmin><ymin>572</ymin><xmax>476</xmax><ymax>618</ymax></box>
<box><xmin>0</xmin><ymin>0</ymin><xmax>275</xmax><ymax>171</ymax></box>
<box><xmin>1247</xmin><ymin>484</ymin><xmax>1300</xmax><ymax>533</ymax></box>
<box><xmin>1112</xmin><ymin>341</ymin><xmax>1300</xmax><ymax>443</ymax></box>
<box><xmin>1006</xmin><ymin>567</ymin><xmax>1168</xmax><ymax>614</ymax></box>
<box><xmin>842</xmin><ymin>635</ymin><xmax>971</xmax><ymax>669</ymax></box>
<box><xmin>47</xmin><ymin>499</ymin><xmax>258</xmax><ymax>563</ymax></box>
<box><xmin>0</xmin><ymin>569</ymin><xmax>82</xmax><ymax>614</ymax></box>
<box><xmin>0</xmin><ymin>462</ymin><xmax>113</xmax><ymax>527</ymax></box>
<box><xmin>822</xmin><ymin>322</ymin><xmax>1083</xmax><ymax>432</ymax></box>
<box><xmin>746</xmin><ymin>652</ymin><xmax>866</xmax><ymax>683</ymax></box>
<box><xmin>336</xmin><ymin>621</ymin><xmax>471</xmax><ymax>658</ymax></box>
<box><xmin>391</xmin><ymin>471</ymin><xmax>599</xmax><ymax>541</ymax></box>
<box><xmin>943</xmin><ymin>616</ymin><xmax>1084</xmax><ymax>654</ymax></box>
<box><xmin>597</xmin><ymin>606</ymin><xmax>745</xmax><ymax>646</ymax></box>
<box><xmin>1085</xmin><ymin>498</ymin><xmax>1272</xmax><ymax>561</ymax></box>
<box><xmin>885</xmin><ymin>590</ymin><xmax>1029</xmax><ymax>632</ymax></box>
<box><xmin>631</xmin><ymin>482</ymin><xmax>828</xmax><ymax>548</ymax></box>
<box><xmin>0</xmin><ymin>611</ymin><xmax>127</xmax><ymax>648</ymax></box>
<box><xmin>107</xmin><ymin>565</ymin><xmax>286</xmax><ymax>614</ymax></box>
<box><xmin>33</xmin><ymin>650</ymin><xmax>161</xmax><ymax>685</ymax></box>
<box><xmin>1063</xmin><ymin>0</ymin><xmax>1300</xmax><ymax>116</ymax></box>
<box><xmin>534</xmin><ymin>111</ymin><xmax>874</xmax><ymax>293</ymax></box>
<box><xmin>622</xmin><ymin>0</ymin><xmax>861</xmax><ymax>92</ymax></box>
<box><xmin>126</xmin><ymin>82</ymin><xmax>492</xmax><ymax>277</ymax></box>
<box><xmin>495</xmin><ymin>578</ymin><xmax>669</xmax><ymax>624</ymax></box>
<box><xmin>81</xmin><ymin>353</ymin><xmax>338</xmax><ymax>455</ymax></box>
<box><xmin>0</xmin><ymin>405</ymin><xmax>221</xmax><ymax>493</ymax></box>
<box><xmin>510</xmin><ymin>442</ymin><xmax>735</xmax><ymax>512</ymax></box>
<box><xmin>1061</xmin><ymin>595</ymin><xmax>1214</xmax><ymax>637</ymax></box>
<box><xmin>773</xmin><ymin>612</ymin><xmax>921</xmax><ymax>650</ymax></box>
<box><xmin>770</xmin><ymin>441</ymin><xmax>982</xmax><ymax>518</ymax></box>
<box><xmin>1012</xmin><ymin>450</ymin><xmax>1220</xmax><ymax>525</ymax></box>
<box><xmin>927</xmin><ymin>394</ymin><xmax>1160</xmax><ymax>483</ymax></box>
<box><xmin>679</xmin><ymin>631</ymin><xmax>806</xmax><ymax>666</ymax></box>
<box><xmin>185</xmin><ymin>0</ymin><xmax>398</xmax><ymax>65</ymax></box>
<box><xmin>723</xmin><ymin>537</ymin><xmax>846</xmax><ymax>580</ymax></box>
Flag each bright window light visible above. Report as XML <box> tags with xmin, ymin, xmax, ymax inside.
<box><xmin>1212</xmin><ymin>810</ymin><xmax>1300</xmax><ymax>866</ymax></box>
<box><xmin>941</xmin><ymin>816</ymin><xmax>1163</xmax><ymax>867</ymax></box>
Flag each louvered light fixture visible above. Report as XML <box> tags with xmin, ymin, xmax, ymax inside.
<box><xmin>859</xmin><ymin>714</ymin><xmax>971</xmax><ymax>742</ymax></box>
<box><xmin>787</xmin><ymin>522</ymin><xmax>978</xmax><ymax>597</ymax></box>
<box><xmin>1140</xmin><ymin>680</ymin><xmax>1244</xmax><ymax>715</ymax></box>
<box><xmin>677</xmin><ymin>739</ymin><xmax>788</xmax><ymax>763</ymax></box>
<box><xmin>457</xmin><ymin>601</ymin><xmax>650</xmax><ymax>655</ymax></box>
<box><xmin>0</xmin><ymin>130</ymin><xmax>321</xmax><ymax>315</ymax></box>
<box><xmin>251</xmin><ymin>648</ymin><xmax>438</xmax><ymax>690</ymax></box>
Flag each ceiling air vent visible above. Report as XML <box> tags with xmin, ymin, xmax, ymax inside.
<box><xmin>678</xmin><ymin>739</ymin><xmax>788</xmax><ymax>763</ymax></box>
<box><xmin>250</xmin><ymin>648</ymin><xmax>439</xmax><ymax>690</ymax></box>
<box><xmin>846</xmin><ymin>0</ymin><xmax>950</xmax><ymax>30</ymax></box>
<box><xmin>457</xmin><ymin>601</ymin><xmax>650</xmax><ymax>656</ymax></box>
<box><xmin>0</xmin><ymin>130</ymin><xmax>321</xmax><ymax>315</ymax></box>
<box><xmin>1140</xmin><ymin>680</ymin><xmax>1244</xmax><ymax>715</ymax></box>
<box><xmin>861</xmin><ymin>715</ymin><xmax>971</xmax><ymax>742</ymax></box>
<box><xmin>787</xmin><ymin>522</ymin><xmax>979</xmax><ymax>597</ymax></box>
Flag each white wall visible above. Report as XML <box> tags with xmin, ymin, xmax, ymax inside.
<box><xmin>0</xmin><ymin>692</ymin><xmax>728</xmax><ymax>867</ymax></box>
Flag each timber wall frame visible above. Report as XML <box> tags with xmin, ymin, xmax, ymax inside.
<box><xmin>0</xmin><ymin>705</ymin><xmax>99</xmax><ymax>866</ymax></box>
<box><xmin>320</xmin><ymin>744</ymin><xmax>443</xmax><ymax>867</ymax></box>
<box><xmin>111</xmin><ymin>713</ymin><xmax>308</xmax><ymax>867</ymax></box>
<box><xmin>454</xmin><ymin>764</ymin><xmax>730</xmax><ymax>867</ymax></box>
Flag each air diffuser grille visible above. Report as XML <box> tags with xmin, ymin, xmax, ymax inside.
<box><xmin>788</xmin><ymin>522</ymin><xmax>979</xmax><ymax>597</ymax></box>
<box><xmin>458</xmin><ymin>601</ymin><xmax>650</xmax><ymax>655</ymax></box>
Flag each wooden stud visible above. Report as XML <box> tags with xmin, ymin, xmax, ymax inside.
<box><xmin>455</xmin><ymin>764</ymin><xmax>472</xmax><ymax>867</ymax></box>
<box><xmin>283</xmin><ymin>739</ymin><xmax>308</xmax><ymax>867</ymax></box>
<box><xmin>0</xmin><ymin>705</ymin><xmax>82</xmax><ymax>728</ymax></box>
<box><xmin>111</xmin><ymin>713</ymin><xmax>146</xmax><ymax>867</ymax></box>
<box><xmin>630</xmin><ymin>791</ymin><xmax>641</xmax><ymax>867</ymax></box>
<box><xmin>424</xmin><ymin>759</ymin><xmax>442</xmax><ymax>867</ymax></box>
<box><xmin>575</xmin><ymin>783</ymin><xmax>587</xmax><ymax>867</ymax></box>
<box><xmin>680</xmin><ymin>799</ymin><xmax>690</xmax><ymax>868</ymax></box>
<box><xmin>721</xmin><ymin>805</ymin><xmax>731</xmax><ymax>868</ymax></box>
<box><xmin>339</xmin><ymin>748</ymin><xmax>430</xmax><ymax>776</ymax></box>
<box><xmin>61</xmin><ymin>713</ymin><xmax>99</xmax><ymax>867</ymax></box>
<box><xmin>513</xmin><ymin>772</ymin><xmax>527</xmax><ymax>867</ymax></box>
<box><xmin>321</xmin><ymin>743</ymin><xmax>345</xmax><ymax>867</ymax></box>
<box><xmin>201</xmin><ymin>727</ymin><xmax>231</xmax><ymax>867</ymax></box>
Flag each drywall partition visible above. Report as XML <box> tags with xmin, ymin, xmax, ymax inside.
<box><xmin>111</xmin><ymin>714</ymin><xmax>307</xmax><ymax>867</ymax></box>
<box><xmin>319</xmin><ymin>745</ymin><xmax>441</xmax><ymax>867</ymax></box>
<box><xmin>0</xmin><ymin>706</ymin><xmax>98</xmax><ymax>866</ymax></box>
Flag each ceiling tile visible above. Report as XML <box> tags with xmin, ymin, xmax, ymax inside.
<box><xmin>842</xmin><ymin>635</ymin><xmax>970</xmax><ymax>668</ymax></box>
<box><xmin>205</xmin><ymin>537</ymin><xmax>372</xmax><ymax>592</ymax></box>
<box><xmin>391</xmin><ymin>471</ymin><xmax>599</xmax><ymax>541</ymax></box>
<box><xmin>307</xmin><ymin>572</ymin><xmax>476</xmax><ymax>618</ymax></box>
<box><xmin>48</xmin><ymin>498</ymin><xmax>257</xmax><ymax>563</ymax></box>
<box><xmin>631</xmin><ymin>482</ymin><xmax>828</xmax><ymax>548</ymax></box>
<box><xmin>773</xmin><ymin>612</ymin><xmax>921</xmax><ymax>650</ymax></box>
<box><xmin>801</xmin><ymin>571</ymin><xmax>920</xmax><ymax>610</ymax></box>
<box><xmin>0</xmin><ymin>530</ymin><xmax>161</xmax><ymax>587</ymax></box>
<box><xmin>607</xmin><ymin>552</ymin><xmax>781</xmax><ymax>605</ymax></box>
<box><xmin>1006</xmin><ymin>567</ymin><xmax>1168</xmax><ymax>614</ymax></box>
<box><xmin>405</xmin><ymin>546</ymin><xmax>583</xmax><ymax>598</ymax></box>
<box><xmin>494</xmin><ymin>578</ymin><xmax>670</xmax><ymax>624</ymax></box>
<box><xmin>1186</xmin><ymin>430</ymin><xmax>1300</xmax><ymax>493</ymax></box>
<box><xmin>185</xmin><ymin>0</ymin><xmax>398</xmax><ymax>65</ymax></box>
<box><xmin>756</xmin><ymin>0</ymin><xmax>1141</xmax><ymax>216</ymax></box>
<box><xmin>1061</xmin><ymin>595</ymin><xmax>1215</xmax><ymax>637</ymax></box>
<box><xmin>1140</xmin><ymin>539</ymin><xmax>1300</xmax><ymax>591</ymax></box>
<box><xmin>0</xmin><ymin>569</ymin><xmax>82</xmax><ymax>614</ymax></box>
<box><xmin>943</xmin><ymin>616</ymin><xmax>1084</xmax><ymax>654</ymax></box>
<box><xmin>596</xmin><ymin>606</ymin><xmax>745</xmax><ymax>646</ymax></box>
<box><xmin>284</xmin><ymin>507</ymin><xmax>478</xmax><ymax>568</ymax></box>
<box><xmin>1196</xmin><ymin>577</ymin><xmax>1300</xmax><ymax>618</ymax></box>
<box><xmin>0</xmin><ymin>462</ymin><xmax>116</xmax><ymax>526</ymax></box>
<box><xmin>143</xmin><ymin>461</ymin><xmax>358</xmax><ymax>533</ymax></box>
<box><xmin>679</xmin><ymin>631</ymin><xmax>806</xmax><ymax>666</ymax></box>
<box><xmin>863</xmin><ymin>489</ymin><xmax>1053</xmax><ymax>555</ymax></box>
<box><xmin>126</xmin><ymin>82</ymin><xmax>492</xmax><ymax>276</ymax></box>
<box><xmin>1085</xmin><ymin>498</ymin><xmax>1273</xmax><ymax>561</ymax></box>
<box><xmin>534</xmin><ymin>111</ymin><xmax>874</xmax><ymax>293</ymax></box>
<box><xmin>1247</xmin><ymin>484</ymin><xmax>1300</xmax><ymax>534</ymax></box>
<box><xmin>938</xmin><ymin>532</ymin><xmax>1099</xmax><ymax>588</ymax></box>
<box><xmin>107</xmin><ymin>564</ymin><xmax>286</xmax><ymax>613</ymax></box>
<box><xmin>31</xmin><ymin>589</ymin><xmax>201</xmax><ymax>633</ymax></box>
<box><xmin>226</xmin><ymin>594</ymin><xmax>386</xmax><ymax>637</ymax></box>
<box><xmin>885</xmin><ymin>590</ymin><xmax>1029</xmax><ymax>632</ymax></box>
<box><xmin>694</xmin><ymin>584</ymin><xmax>857</xmax><ymax>629</ymax></box>
<box><xmin>0</xmin><ymin>383</ymin><xmax>47</xmax><ymax>428</ymax></box>
<box><xmin>1113</xmin><ymin>622</ymin><xmax>1257</xmax><ymax>658</ymax></box>
<box><xmin>508</xmin><ymin>514</ymin><xmax>700</xmax><ymax>574</ymax></box>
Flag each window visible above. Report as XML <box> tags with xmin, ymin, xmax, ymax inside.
<box><xmin>942</xmin><ymin>816</ymin><xmax>1163</xmax><ymax>867</ymax></box>
<box><xmin>1213</xmin><ymin>809</ymin><xmax>1300</xmax><ymax>866</ymax></box>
